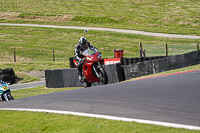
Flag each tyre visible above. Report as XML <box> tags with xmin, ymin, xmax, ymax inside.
<box><xmin>1</xmin><ymin>74</ymin><xmax>10</xmax><ymax>81</ymax></box>
<box><xmin>2</xmin><ymin>93</ymin><xmax>9</xmax><ymax>101</ymax></box>
<box><xmin>7</xmin><ymin>93</ymin><xmax>14</xmax><ymax>100</ymax></box>
<box><xmin>81</xmin><ymin>75</ymin><xmax>92</xmax><ymax>88</ymax></box>
<box><xmin>129</xmin><ymin>58</ymin><xmax>134</xmax><ymax>64</ymax></box>
<box><xmin>2</xmin><ymin>75</ymin><xmax>16</xmax><ymax>84</ymax></box>
<box><xmin>97</xmin><ymin>67</ymin><xmax>108</xmax><ymax>85</ymax></box>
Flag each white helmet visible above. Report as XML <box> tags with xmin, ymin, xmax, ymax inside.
<box><xmin>79</xmin><ymin>37</ymin><xmax>88</xmax><ymax>49</ymax></box>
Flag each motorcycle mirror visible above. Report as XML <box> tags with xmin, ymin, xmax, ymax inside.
<box><xmin>84</xmin><ymin>30</ymin><xmax>89</xmax><ymax>37</ymax></box>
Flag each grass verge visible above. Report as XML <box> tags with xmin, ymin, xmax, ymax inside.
<box><xmin>0</xmin><ymin>110</ymin><xmax>198</xmax><ymax>133</ymax></box>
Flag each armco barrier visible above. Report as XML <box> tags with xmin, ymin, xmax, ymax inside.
<box><xmin>45</xmin><ymin>68</ymin><xmax>82</xmax><ymax>88</ymax></box>
<box><xmin>104</xmin><ymin>63</ymin><xmax>125</xmax><ymax>84</ymax></box>
<box><xmin>122</xmin><ymin>51</ymin><xmax>200</xmax><ymax>79</ymax></box>
<box><xmin>45</xmin><ymin>63</ymin><xmax>124</xmax><ymax>88</ymax></box>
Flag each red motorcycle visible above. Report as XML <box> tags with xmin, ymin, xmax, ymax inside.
<box><xmin>74</xmin><ymin>48</ymin><xmax>108</xmax><ymax>87</ymax></box>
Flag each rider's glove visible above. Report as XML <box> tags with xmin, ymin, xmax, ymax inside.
<box><xmin>79</xmin><ymin>58</ymin><xmax>82</xmax><ymax>63</ymax></box>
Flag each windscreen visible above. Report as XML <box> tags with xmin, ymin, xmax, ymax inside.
<box><xmin>82</xmin><ymin>48</ymin><xmax>96</xmax><ymax>56</ymax></box>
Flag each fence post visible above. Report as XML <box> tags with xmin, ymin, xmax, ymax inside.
<box><xmin>197</xmin><ymin>43</ymin><xmax>199</xmax><ymax>53</ymax></box>
<box><xmin>53</xmin><ymin>48</ymin><xmax>55</xmax><ymax>62</ymax></box>
<box><xmin>3</xmin><ymin>48</ymin><xmax>5</xmax><ymax>56</ymax></box>
<box><xmin>14</xmin><ymin>47</ymin><xmax>16</xmax><ymax>62</ymax></box>
<box><xmin>165</xmin><ymin>43</ymin><xmax>168</xmax><ymax>56</ymax></box>
<box><xmin>114</xmin><ymin>48</ymin><xmax>115</xmax><ymax>58</ymax></box>
<box><xmin>143</xmin><ymin>49</ymin><xmax>146</xmax><ymax>57</ymax></box>
<box><xmin>139</xmin><ymin>43</ymin><xmax>143</xmax><ymax>57</ymax></box>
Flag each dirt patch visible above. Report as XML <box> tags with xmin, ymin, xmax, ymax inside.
<box><xmin>0</xmin><ymin>12</ymin><xmax>20</xmax><ymax>19</ymax></box>
<box><xmin>0</xmin><ymin>11</ymin><xmax>73</xmax><ymax>22</ymax></box>
<box><xmin>35</xmin><ymin>15</ymin><xmax>73</xmax><ymax>21</ymax></box>
<box><xmin>23</xmin><ymin>70</ymin><xmax>45</xmax><ymax>81</ymax></box>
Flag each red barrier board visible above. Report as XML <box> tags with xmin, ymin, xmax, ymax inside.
<box><xmin>104</xmin><ymin>58</ymin><xmax>121</xmax><ymax>65</ymax></box>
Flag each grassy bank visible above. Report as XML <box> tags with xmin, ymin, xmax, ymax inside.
<box><xmin>1</xmin><ymin>110</ymin><xmax>198</xmax><ymax>133</ymax></box>
<box><xmin>0</xmin><ymin>26</ymin><xmax>198</xmax><ymax>64</ymax></box>
<box><xmin>0</xmin><ymin>0</ymin><xmax>200</xmax><ymax>35</ymax></box>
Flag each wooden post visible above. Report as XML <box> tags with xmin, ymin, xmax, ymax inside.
<box><xmin>197</xmin><ymin>43</ymin><xmax>199</xmax><ymax>53</ymax></box>
<box><xmin>114</xmin><ymin>48</ymin><xmax>115</xmax><ymax>58</ymax></box>
<box><xmin>165</xmin><ymin>43</ymin><xmax>168</xmax><ymax>56</ymax></box>
<box><xmin>3</xmin><ymin>48</ymin><xmax>5</xmax><ymax>56</ymax></box>
<box><xmin>139</xmin><ymin>43</ymin><xmax>143</xmax><ymax>57</ymax></box>
<box><xmin>14</xmin><ymin>47</ymin><xmax>16</xmax><ymax>62</ymax></box>
<box><xmin>53</xmin><ymin>48</ymin><xmax>55</xmax><ymax>62</ymax></box>
<box><xmin>143</xmin><ymin>49</ymin><xmax>146</xmax><ymax>57</ymax></box>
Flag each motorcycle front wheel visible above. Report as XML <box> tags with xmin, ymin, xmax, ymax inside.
<box><xmin>81</xmin><ymin>75</ymin><xmax>92</xmax><ymax>88</ymax></box>
<box><xmin>97</xmin><ymin>67</ymin><xmax>108</xmax><ymax>85</ymax></box>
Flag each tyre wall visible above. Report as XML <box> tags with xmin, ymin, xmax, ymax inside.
<box><xmin>0</xmin><ymin>68</ymin><xmax>16</xmax><ymax>84</ymax></box>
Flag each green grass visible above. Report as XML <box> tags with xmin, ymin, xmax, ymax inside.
<box><xmin>15</xmin><ymin>72</ymin><xmax>40</xmax><ymax>83</ymax></box>
<box><xmin>0</xmin><ymin>0</ymin><xmax>200</xmax><ymax>35</ymax></box>
<box><xmin>1</xmin><ymin>110</ymin><xmax>198</xmax><ymax>133</ymax></box>
<box><xmin>0</xmin><ymin>61</ymin><xmax>68</xmax><ymax>72</ymax></box>
<box><xmin>0</xmin><ymin>26</ymin><xmax>199</xmax><ymax>65</ymax></box>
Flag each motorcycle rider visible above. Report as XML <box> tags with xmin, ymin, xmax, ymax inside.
<box><xmin>74</xmin><ymin>37</ymin><xmax>100</xmax><ymax>80</ymax></box>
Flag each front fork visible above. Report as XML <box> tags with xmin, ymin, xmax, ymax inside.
<box><xmin>3</xmin><ymin>93</ymin><xmax>8</xmax><ymax>101</ymax></box>
<box><xmin>92</xmin><ymin>62</ymin><xmax>102</xmax><ymax>78</ymax></box>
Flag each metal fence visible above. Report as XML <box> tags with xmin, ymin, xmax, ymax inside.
<box><xmin>0</xmin><ymin>43</ymin><xmax>199</xmax><ymax>62</ymax></box>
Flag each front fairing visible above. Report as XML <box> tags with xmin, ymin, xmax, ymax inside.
<box><xmin>0</xmin><ymin>81</ymin><xmax>10</xmax><ymax>94</ymax></box>
<box><xmin>82</xmin><ymin>48</ymin><xmax>102</xmax><ymax>62</ymax></box>
<box><xmin>0</xmin><ymin>81</ymin><xmax>10</xmax><ymax>101</ymax></box>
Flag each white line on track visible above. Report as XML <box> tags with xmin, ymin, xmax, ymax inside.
<box><xmin>1</xmin><ymin>108</ymin><xmax>200</xmax><ymax>130</ymax></box>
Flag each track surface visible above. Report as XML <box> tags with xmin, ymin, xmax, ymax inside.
<box><xmin>1</xmin><ymin>71</ymin><xmax>200</xmax><ymax>127</ymax></box>
<box><xmin>10</xmin><ymin>81</ymin><xmax>45</xmax><ymax>91</ymax></box>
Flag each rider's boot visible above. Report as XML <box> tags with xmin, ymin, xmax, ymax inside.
<box><xmin>78</xmin><ymin>72</ymin><xmax>82</xmax><ymax>81</ymax></box>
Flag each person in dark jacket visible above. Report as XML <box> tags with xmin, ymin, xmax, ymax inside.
<box><xmin>74</xmin><ymin>37</ymin><xmax>99</xmax><ymax>80</ymax></box>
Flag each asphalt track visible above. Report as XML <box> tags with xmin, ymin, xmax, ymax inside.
<box><xmin>10</xmin><ymin>81</ymin><xmax>45</xmax><ymax>91</ymax></box>
<box><xmin>0</xmin><ymin>70</ymin><xmax>200</xmax><ymax>129</ymax></box>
